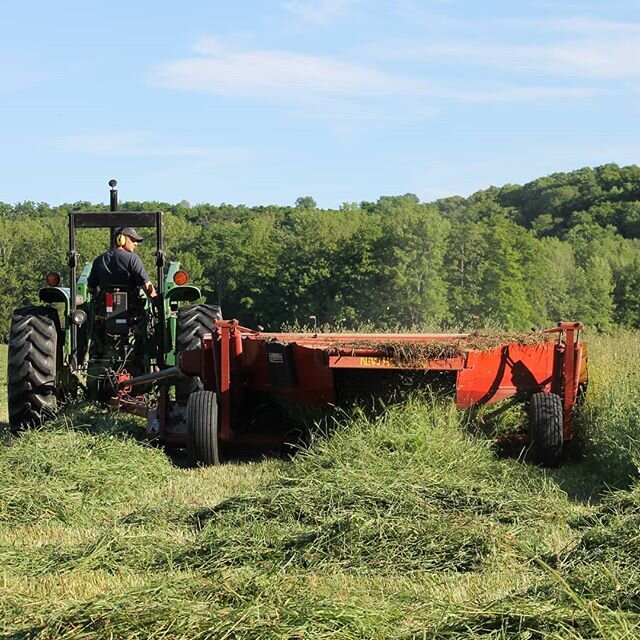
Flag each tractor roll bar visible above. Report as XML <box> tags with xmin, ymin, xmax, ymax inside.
<box><xmin>67</xmin><ymin>182</ymin><xmax>166</xmax><ymax>371</ymax></box>
<box><xmin>68</xmin><ymin>213</ymin><xmax>78</xmax><ymax>369</ymax></box>
<box><xmin>72</xmin><ymin>212</ymin><xmax>159</xmax><ymax>228</ymax></box>
<box><xmin>155</xmin><ymin>213</ymin><xmax>166</xmax><ymax>368</ymax></box>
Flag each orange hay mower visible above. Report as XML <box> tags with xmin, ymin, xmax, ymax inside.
<box><xmin>117</xmin><ymin>320</ymin><xmax>587</xmax><ymax>467</ymax></box>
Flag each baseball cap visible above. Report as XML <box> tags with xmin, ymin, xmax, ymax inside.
<box><xmin>117</xmin><ymin>227</ymin><xmax>144</xmax><ymax>242</ymax></box>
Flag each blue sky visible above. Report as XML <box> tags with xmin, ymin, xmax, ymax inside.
<box><xmin>1</xmin><ymin>0</ymin><xmax>638</xmax><ymax>208</ymax></box>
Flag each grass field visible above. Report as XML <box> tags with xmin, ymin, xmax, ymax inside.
<box><xmin>0</xmin><ymin>345</ymin><xmax>7</xmax><ymax>426</ymax></box>
<box><xmin>1</xmin><ymin>334</ymin><xmax>639</xmax><ymax>639</ymax></box>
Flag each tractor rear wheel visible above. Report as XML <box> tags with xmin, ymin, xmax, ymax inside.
<box><xmin>528</xmin><ymin>392</ymin><xmax>563</xmax><ymax>467</ymax></box>
<box><xmin>175</xmin><ymin>304</ymin><xmax>222</xmax><ymax>404</ymax></box>
<box><xmin>7</xmin><ymin>306</ymin><xmax>60</xmax><ymax>432</ymax></box>
<box><xmin>187</xmin><ymin>390</ymin><xmax>220</xmax><ymax>465</ymax></box>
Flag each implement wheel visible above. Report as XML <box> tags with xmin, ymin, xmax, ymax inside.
<box><xmin>187</xmin><ymin>390</ymin><xmax>220</xmax><ymax>466</ymax></box>
<box><xmin>7</xmin><ymin>306</ymin><xmax>60</xmax><ymax>432</ymax></box>
<box><xmin>175</xmin><ymin>304</ymin><xmax>222</xmax><ymax>404</ymax></box>
<box><xmin>528</xmin><ymin>392</ymin><xmax>563</xmax><ymax>467</ymax></box>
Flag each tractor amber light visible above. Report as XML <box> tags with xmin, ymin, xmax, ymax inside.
<box><xmin>173</xmin><ymin>270</ymin><xmax>189</xmax><ymax>286</ymax></box>
<box><xmin>46</xmin><ymin>272</ymin><xmax>61</xmax><ymax>287</ymax></box>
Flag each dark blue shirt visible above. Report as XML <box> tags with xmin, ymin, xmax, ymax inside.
<box><xmin>88</xmin><ymin>249</ymin><xmax>150</xmax><ymax>290</ymax></box>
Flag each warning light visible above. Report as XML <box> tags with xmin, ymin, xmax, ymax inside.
<box><xmin>46</xmin><ymin>272</ymin><xmax>61</xmax><ymax>287</ymax></box>
<box><xmin>173</xmin><ymin>270</ymin><xmax>189</xmax><ymax>286</ymax></box>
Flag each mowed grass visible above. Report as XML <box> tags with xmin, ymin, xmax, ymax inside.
<box><xmin>0</xmin><ymin>334</ymin><xmax>640</xmax><ymax>638</ymax></box>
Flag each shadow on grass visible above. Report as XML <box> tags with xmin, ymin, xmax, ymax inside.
<box><xmin>56</xmin><ymin>400</ymin><xmax>147</xmax><ymax>439</ymax></box>
<box><xmin>463</xmin><ymin>402</ymin><xmax>632</xmax><ymax>505</ymax></box>
<box><xmin>0</xmin><ymin>399</ymin><xmax>149</xmax><ymax>451</ymax></box>
<box><xmin>0</xmin><ymin>420</ymin><xmax>11</xmax><ymax>446</ymax></box>
<box><xmin>0</xmin><ymin>396</ymin><xmax>298</xmax><ymax>473</ymax></box>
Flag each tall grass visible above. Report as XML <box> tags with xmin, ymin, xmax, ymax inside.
<box><xmin>0</xmin><ymin>345</ymin><xmax>7</xmax><ymax>425</ymax></box>
<box><xmin>577</xmin><ymin>330</ymin><xmax>640</xmax><ymax>487</ymax></box>
<box><xmin>0</xmin><ymin>334</ymin><xmax>639</xmax><ymax>638</ymax></box>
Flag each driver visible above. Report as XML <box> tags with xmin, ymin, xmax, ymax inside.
<box><xmin>87</xmin><ymin>227</ymin><xmax>157</xmax><ymax>298</ymax></box>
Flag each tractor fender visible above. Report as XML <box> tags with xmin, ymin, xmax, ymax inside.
<box><xmin>39</xmin><ymin>286</ymin><xmax>71</xmax><ymax>310</ymax></box>
<box><xmin>165</xmin><ymin>284</ymin><xmax>201</xmax><ymax>303</ymax></box>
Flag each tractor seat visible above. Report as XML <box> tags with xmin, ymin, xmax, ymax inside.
<box><xmin>93</xmin><ymin>285</ymin><xmax>146</xmax><ymax>335</ymax></box>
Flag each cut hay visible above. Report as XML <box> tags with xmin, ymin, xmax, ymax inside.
<box><xmin>324</xmin><ymin>330</ymin><xmax>555</xmax><ymax>365</ymax></box>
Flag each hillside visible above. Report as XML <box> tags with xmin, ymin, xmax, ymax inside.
<box><xmin>1</xmin><ymin>163</ymin><xmax>640</xmax><ymax>338</ymax></box>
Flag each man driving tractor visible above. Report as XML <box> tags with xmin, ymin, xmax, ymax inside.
<box><xmin>88</xmin><ymin>226</ymin><xmax>157</xmax><ymax>298</ymax></box>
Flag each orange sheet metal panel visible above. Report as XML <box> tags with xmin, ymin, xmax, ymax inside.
<box><xmin>327</xmin><ymin>354</ymin><xmax>465</xmax><ymax>370</ymax></box>
<box><xmin>240</xmin><ymin>337</ymin><xmax>335</xmax><ymax>405</ymax></box>
<box><xmin>456</xmin><ymin>342</ymin><xmax>556</xmax><ymax>409</ymax></box>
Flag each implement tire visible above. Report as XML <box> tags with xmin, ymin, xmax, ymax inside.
<box><xmin>175</xmin><ymin>304</ymin><xmax>222</xmax><ymax>404</ymax></box>
<box><xmin>528</xmin><ymin>392</ymin><xmax>563</xmax><ymax>467</ymax></box>
<box><xmin>187</xmin><ymin>390</ymin><xmax>220</xmax><ymax>466</ymax></box>
<box><xmin>8</xmin><ymin>306</ymin><xmax>60</xmax><ymax>432</ymax></box>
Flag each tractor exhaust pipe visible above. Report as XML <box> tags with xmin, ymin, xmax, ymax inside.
<box><xmin>109</xmin><ymin>179</ymin><xmax>118</xmax><ymax>211</ymax></box>
<box><xmin>109</xmin><ymin>179</ymin><xmax>118</xmax><ymax>245</ymax></box>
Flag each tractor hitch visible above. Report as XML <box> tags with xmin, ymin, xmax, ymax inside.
<box><xmin>116</xmin><ymin>366</ymin><xmax>182</xmax><ymax>390</ymax></box>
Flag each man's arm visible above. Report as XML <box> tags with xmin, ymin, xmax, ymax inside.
<box><xmin>87</xmin><ymin>258</ymin><xmax>99</xmax><ymax>295</ymax></box>
<box><xmin>130</xmin><ymin>253</ymin><xmax>157</xmax><ymax>298</ymax></box>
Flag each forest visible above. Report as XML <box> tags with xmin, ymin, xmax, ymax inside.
<box><xmin>1</xmin><ymin>162</ymin><xmax>640</xmax><ymax>339</ymax></box>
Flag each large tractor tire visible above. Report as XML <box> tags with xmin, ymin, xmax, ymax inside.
<box><xmin>528</xmin><ymin>392</ymin><xmax>563</xmax><ymax>467</ymax></box>
<box><xmin>175</xmin><ymin>304</ymin><xmax>222</xmax><ymax>404</ymax></box>
<box><xmin>187</xmin><ymin>390</ymin><xmax>220</xmax><ymax>465</ymax></box>
<box><xmin>7</xmin><ymin>306</ymin><xmax>60</xmax><ymax>432</ymax></box>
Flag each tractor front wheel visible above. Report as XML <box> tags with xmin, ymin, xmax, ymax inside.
<box><xmin>7</xmin><ymin>306</ymin><xmax>60</xmax><ymax>432</ymax></box>
<box><xmin>175</xmin><ymin>304</ymin><xmax>222</xmax><ymax>404</ymax></box>
<box><xmin>528</xmin><ymin>392</ymin><xmax>563</xmax><ymax>467</ymax></box>
<box><xmin>187</xmin><ymin>390</ymin><xmax>220</xmax><ymax>465</ymax></box>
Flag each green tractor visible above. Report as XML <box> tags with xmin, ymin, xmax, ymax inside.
<box><xmin>7</xmin><ymin>180</ymin><xmax>221</xmax><ymax>432</ymax></box>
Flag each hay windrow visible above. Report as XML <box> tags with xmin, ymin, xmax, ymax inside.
<box><xmin>321</xmin><ymin>330</ymin><xmax>556</xmax><ymax>365</ymax></box>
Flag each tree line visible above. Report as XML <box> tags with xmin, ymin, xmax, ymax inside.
<box><xmin>1</xmin><ymin>163</ymin><xmax>640</xmax><ymax>339</ymax></box>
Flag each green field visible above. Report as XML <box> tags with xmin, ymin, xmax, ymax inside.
<box><xmin>1</xmin><ymin>335</ymin><xmax>639</xmax><ymax>639</ymax></box>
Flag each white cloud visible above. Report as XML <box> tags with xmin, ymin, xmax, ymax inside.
<box><xmin>154</xmin><ymin>42</ymin><xmax>427</xmax><ymax>98</ymax></box>
<box><xmin>52</xmin><ymin>132</ymin><xmax>251</xmax><ymax>165</ymax></box>
<box><xmin>154</xmin><ymin>39</ymin><xmax>597</xmax><ymax>107</ymax></box>
<box><xmin>449</xmin><ymin>86</ymin><xmax>599</xmax><ymax>103</ymax></box>
<box><xmin>548</xmin><ymin>38</ymin><xmax>640</xmax><ymax>78</ymax></box>
<box><xmin>541</xmin><ymin>16</ymin><xmax>640</xmax><ymax>34</ymax></box>
<box><xmin>378</xmin><ymin>17</ymin><xmax>640</xmax><ymax>79</ymax></box>
<box><xmin>281</xmin><ymin>0</ymin><xmax>358</xmax><ymax>24</ymax></box>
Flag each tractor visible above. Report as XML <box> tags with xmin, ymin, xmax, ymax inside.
<box><xmin>7</xmin><ymin>180</ymin><xmax>220</xmax><ymax>435</ymax></box>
